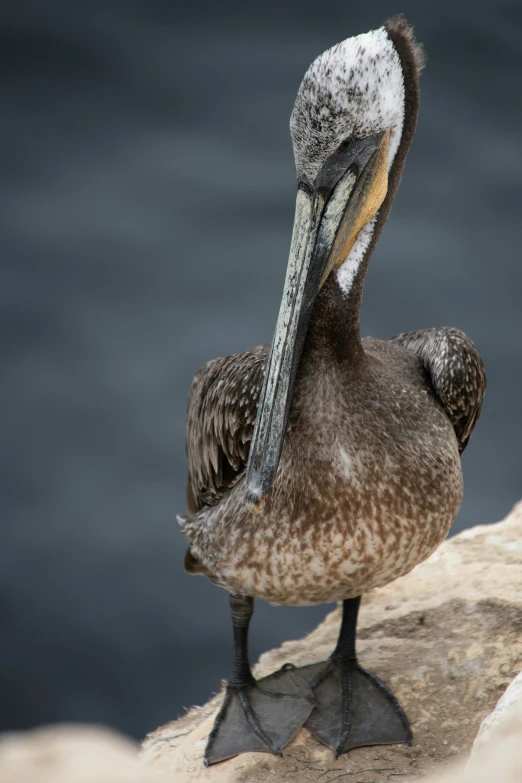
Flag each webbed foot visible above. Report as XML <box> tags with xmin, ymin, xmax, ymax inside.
<box><xmin>204</xmin><ymin>664</ymin><xmax>315</xmax><ymax>765</ymax></box>
<box><xmin>299</xmin><ymin>657</ymin><xmax>412</xmax><ymax>757</ymax></box>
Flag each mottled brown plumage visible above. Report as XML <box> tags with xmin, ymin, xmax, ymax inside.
<box><xmin>182</xmin><ymin>319</ymin><xmax>484</xmax><ymax>604</ymax></box>
<box><xmin>185</xmin><ymin>327</ymin><xmax>484</xmax><ymax>517</ymax></box>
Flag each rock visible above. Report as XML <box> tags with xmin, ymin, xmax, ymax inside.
<box><xmin>471</xmin><ymin>670</ymin><xmax>522</xmax><ymax>756</ymax></box>
<box><xmin>142</xmin><ymin>501</ymin><xmax>522</xmax><ymax>782</ymax></box>
<box><xmin>3</xmin><ymin>691</ymin><xmax>522</xmax><ymax>783</ymax></box>
<box><xmin>0</xmin><ymin>724</ymin><xmax>160</xmax><ymax>783</ymax></box>
<box><xmin>420</xmin><ymin>681</ymin><xmax>522</xmax><ymax>783</ymax></box>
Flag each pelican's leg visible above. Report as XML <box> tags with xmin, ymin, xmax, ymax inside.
<box><xmin>204</xmin><ymin>594</ymin><xmax>315</xmax><ymax>766</ymax></box>
<box><xmin>300</xmin><ymin>597</ymin><xmax>412</xmax><ymax>757</ymax></box>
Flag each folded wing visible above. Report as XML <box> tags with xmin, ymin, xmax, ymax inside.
<box><xmin>389</xmin><ymin>327</ymin><xmax>486</xmax><ymax>454</ymax></box>
<box><xmin>186</xmin><ymin>345</ymin><xmax>269</xmax><ymax>512</ymax></box>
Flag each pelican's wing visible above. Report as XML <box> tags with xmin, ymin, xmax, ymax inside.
<box><xmin>186</xmin><ymin>344</ymin><xmax>269</xmax><ymax>511</ymax></box>
<box><xmin>390</xmin><ymin>327</ymin><xmax>486</xmax><ymax>454</ymax></box>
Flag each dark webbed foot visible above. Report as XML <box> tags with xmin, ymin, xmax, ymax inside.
<box><xmin>204</xmin><ymin>665</ymin><xmax>315</xmax><ymax>765</ymax></box>
<box><xmin>204</xmin><ymin>595</ymin><xmax>315</xmax><ymax>766</ymax></box>
<box><xmin>300</xmin><ymin>657</ymin><xmax>411</xmax><ymax>756</ymax></box>
<box><xmin>299</xmin><ymin>597</ymin><xmax>411</xmax><ymax>757</ymax></box>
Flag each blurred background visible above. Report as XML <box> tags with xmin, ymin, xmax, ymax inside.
<box><xmin>1</xmin><ymin>0</ymin><xmax>521</xmax><ymax>741</ymax></box>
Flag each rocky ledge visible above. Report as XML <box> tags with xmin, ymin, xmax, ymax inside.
<box><xmin>142</xmin><ymin>501</ymin><xmax>522</xmax><ymax>783</ymax></box>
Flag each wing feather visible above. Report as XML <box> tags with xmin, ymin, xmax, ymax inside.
<box><xmin>390</xmin><ymin>327</ymin><xmax>486</xmax><ymax>454</ymax></box>
<box><xmin>186</xmin><ymin>345</ymin><xmax>269</xmax><ymax>510</ymax></box>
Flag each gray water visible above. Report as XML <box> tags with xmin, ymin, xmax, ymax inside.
<box><xmin>1</xmin><ymin>0</ymin><xmax>521</xmax><ymax>739</ymax></box>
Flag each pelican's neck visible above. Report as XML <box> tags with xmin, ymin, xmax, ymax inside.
<box><xmin>301</xmin><ymin>208</ymin><xmax>380</xmax><ymax>368</ymax></box>
<box><xmin>303</xmin><ymin>268</ymin><xmax>366</xmax><ymax>367</ymax></box>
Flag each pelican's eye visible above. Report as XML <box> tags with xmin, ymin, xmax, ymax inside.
<box><xmin>336</xmin><ymin>135</ymin><xmax>354</xmax><ymax>154</ymax></box>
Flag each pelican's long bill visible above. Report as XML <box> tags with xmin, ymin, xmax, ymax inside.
<box><xmin>245</xmin><ymin>131</ymin><xmax>390</xmax><ymax>511</ymax></box>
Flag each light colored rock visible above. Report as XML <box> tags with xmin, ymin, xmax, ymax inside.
<box><xmin>421</xmin><ymin>688</ymin><xmax>522</xmax><ymax>783</ymax></box>
<box><xmin>2</xmin><ymin>706</ymin><xmax>522</xmax><ymax>783</ymax></box>
<box><xmin>142</xmin><ymin>501</ymin><xmax>522</xmax><ymax>783</ymax></box>
<box><xmin>0</xmin><ymin>724</ymin><xmax>160</xmax><ymax>783</ymax></box>
<box><xmin>471</xmin><ymin>670</ymin><xmax>522</xmax><ymax>756</ymax></box>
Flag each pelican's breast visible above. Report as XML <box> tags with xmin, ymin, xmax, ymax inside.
<box><xmin>183</xmin><ymin>346</ymin><xmax>463</xmax><ymax>606</ymax></box>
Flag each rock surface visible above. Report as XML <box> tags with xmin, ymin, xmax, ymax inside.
<box><xmin>0</xmin><ymin>724</ymin><xmax>160</xmax><ymax>783</ymax></box>
<box><xmin>471</xmin><ymin>669</ymin><xmax>522</xmax><ymax>756</ymax></box>
<box><xmin>142</xmin><ymin>501</ymin><xmax>522</xmax><ymax>782</ymax></box>
<box><xmin>2</xmin><ymin>686</ymin><xmax>522</xmax><ymax>783</ymax></box>
<box><xmin>426</xmin><ymin>675</ymin><xmax>522</xmax><ymax>783</ymax></box>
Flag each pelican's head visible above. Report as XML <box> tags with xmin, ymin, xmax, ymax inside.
<box><xmin>246</xmin><ymin>17</ymin><xmax>425</xmax><ymax>508</ymax></box>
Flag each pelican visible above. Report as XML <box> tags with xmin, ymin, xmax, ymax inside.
<box><xmin>179</xmin><ymin>15</ymin><xmax>486</xmax><ymax>766</ymax></box>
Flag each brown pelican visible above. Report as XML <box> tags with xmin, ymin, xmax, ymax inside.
<box><xmin>179</xmin><ymin>15</ymin><xmax>486</xmax><ymax>766</ymax></box>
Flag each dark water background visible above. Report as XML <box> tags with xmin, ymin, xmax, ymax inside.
<box><xmin>1</xmin><ymin>0</ymin><xmax>521</xmax><ymax>739</ymax></box>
